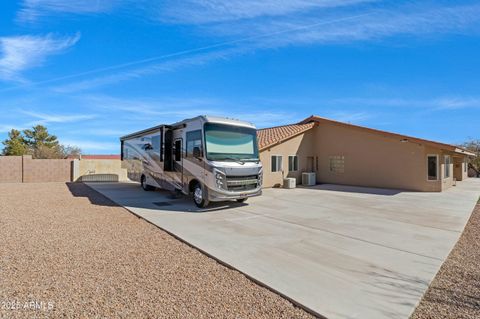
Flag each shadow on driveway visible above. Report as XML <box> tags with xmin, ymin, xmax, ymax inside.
<box><xmin>66</xmin><ymin>182</ymin><xmax>119</xmax><ymax>207</ymax></box>
<box><xmin>66</xmin><ymin>182</ymin><xmax>248</xmax><ymax>213</ymax></box>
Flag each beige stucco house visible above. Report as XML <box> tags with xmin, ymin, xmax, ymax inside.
<box><xmin>258</xmin><ymin>116</ymin><xmax>474</xmax><ymax>192</ymax></box>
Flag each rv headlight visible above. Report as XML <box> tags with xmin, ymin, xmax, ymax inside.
<box><xmin>214</xmin><ymin>169</ymin><xmax>225</xmax><ymax>189</ymax></box>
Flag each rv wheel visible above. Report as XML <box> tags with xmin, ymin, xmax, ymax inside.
<box><xmin>193</xmin><ymin>183</ymin><xmax>209</xmax><ymax>208</ymax></box>
<box><xmin>141</xmin><ymin>175</ymin><xmax>155</xmax><ymax>191</ymax></box>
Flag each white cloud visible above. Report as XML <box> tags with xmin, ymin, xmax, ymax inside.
<box><xmin>31</xmin><ymin>2</ymin><xmax>478</xmax><ymax>93</ymax></box>
<box><xmin>158</xmin><ymin>0</ymin><xmax>376</xmax><ymax>24</ymax></box>
<box><xmin>18</xmin><ymin>0</ymin><xmax>121</xmax><ymax>22</ymax></box>
<box><xmin>327</xmin><ymin>96</ymin><xmax>480</xmax><ymax>110</ymax></box>
<box><xmin>83</xmin><ymin>94</ymin><xmax>222</xmax><ymax>116</ymax></box>
<box><xmin>435</xmin><ymin>97</ymin><xmax>480</xmax><ymax>110</ymax></box>
<box><xmin>60</xmin><ymin>139</ymin><xmax>119</xmax><ymax>152</ymax></box>
<box><xmin>51</xmin><ymin>47</ymin><xmax>245</xmax><ymax>92</ymax></box>
<box><xmin>0</xmin><ymin>33</ymin><xmax>80</xmax><ymax>82</ymax></box>
<box><xmin>234</xmin><ymin>111</ymin><xmax>300</xmax><ymax>128</ymax></box>
<box><xmin>200</xmin><ymin>3</ymin><xmax>480</xmax><ymax>48</ymax></box>
<box><xmin>21</xmin><ymin>111</ymin><xmax>96</xmax><ymax>124</ymax></box>
<box><xmin>18</xmin><ymin>0</ymin><xmax>376</xmax><ymax>24</ymax></box>
<box><xmin>79</xmin><ymin>128</ymin><xmax>127</xmax><ymax>137</ymax></box>
<box><xmin>78</xmin><ymin>94</ymin><xmax>297</xmax><ymax>128</ymax></box>
<box><xmin>327</xmin><ymin>97</ymin><xmax>421</xmax><ymax>107</ymax></box>
<box><xmin>0</xmin><ymin>124</ymin><xmax>26</xmax><ymax>133</ymax></box>
<box><xmin>325</xmin><ymin>111</ymin><xmax>373</xmax><ymax>123</ymax></box>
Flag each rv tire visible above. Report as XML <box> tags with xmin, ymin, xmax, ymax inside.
<box><xmin>141</xmin><ymin>175</ymin><xmax>155</xmax><ymax>191</ymax></box>
<box><xmin>193</xmin><ymin>182</ymin><xmax>209</xmax><ymax>208</ymax></box>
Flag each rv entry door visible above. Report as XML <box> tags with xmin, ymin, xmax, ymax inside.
<box><xmin>164</xmin><ymin>129</ymin><xmax>173</xmax><ymax>171</ymax></box>
<box><xmin>173</xmin><ymin>139</ymin><xmax>183</xmax><ymax>184</ymax></box>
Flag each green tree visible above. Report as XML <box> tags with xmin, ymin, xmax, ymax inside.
<box><xmin>1</xmin><ymin>125</ymin><xmax>81</xmax><ymax>159</ymax></box>
<box><xmin>2</xmin><ymin>129</ymin><xmax>28</xmax><ymax>156</ymax></box>
<box><xmin>23</xmin><ymin>125</ymin><xmax>61</xmax><ymax>159</ymax></box>
<box><xmin>23</xmin><ymin>125</ymin><xmax>59</xmax><ymax>148</ymax></box>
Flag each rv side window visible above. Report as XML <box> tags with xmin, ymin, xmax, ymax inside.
<box><xmin>186</xmin><ymin>130</ymin><xmax>203</xmax><ymax>158</ymax></box>
<box><xmin>152</xmin><ymin>135</ymin><xmax>161</xmax><ymax>154</ymax></box>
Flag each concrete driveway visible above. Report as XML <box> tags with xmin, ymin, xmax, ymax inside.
<box><xmin>87</xmin><ymin>179</ymin><xmax>480</xmax><ymax>319</ymax></box>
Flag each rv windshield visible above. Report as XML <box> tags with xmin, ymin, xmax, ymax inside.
<box><xmin>204</xmin><ymin>123</ymin><xmax>259</xmax><ymax>162</ymax></box>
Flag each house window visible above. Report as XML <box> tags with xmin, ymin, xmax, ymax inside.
<box><xmin>288</xmin><ymin>155</ymin><xmax>298</xmax><ymax>172</ymax></box>
<box><xmin>427</xmin><ymin>155</ymin><xmax>438</xmax><ymax>181</ymax></box>
<box><xmin>329</xmin><ymin>155</ymin><xmax>345</xmax><ymax>173</ymax></box>
<box><xmin>271</xmin><ymin>155</ymin><xmax>282</xmax><ymax>172</ymax></box>
<box><xmin>444</xmin><ymin>155</ymin><xmax>451</xmax><ymax>178</ymax></box>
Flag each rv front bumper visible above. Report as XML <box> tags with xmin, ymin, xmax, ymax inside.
<box><xmin>207</xmin><ymin>187</ymin><xmax>262</xmax><ymax>202</ymax></box>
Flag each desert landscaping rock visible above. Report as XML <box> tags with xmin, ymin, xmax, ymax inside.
<box><xmin>0</xmin><ymin>183</ymin><xmax>314</xmax><ymax>319</ymax></box>
<box><xmin>411</xmin><ymin>203</ymin><xmax>480</xmax><ymax>319</ymax></box>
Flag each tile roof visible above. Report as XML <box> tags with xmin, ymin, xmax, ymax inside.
<box><xmin>257</xmin><ymin>122</ymin><xmax>316</xmax><ymax>151</ymax></box>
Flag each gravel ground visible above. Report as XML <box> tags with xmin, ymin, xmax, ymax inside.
<box><xmin>0</xmin><ymin>183</ymin><xmax>314</xmax><ymax>319</ymax></box>
<box><xmin>411</xmin><ymin>202</ymin><xmax>480</xmax><ymax>319</ymax></box>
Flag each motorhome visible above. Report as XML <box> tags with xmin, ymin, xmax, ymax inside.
<box><xmin>120</xmin><ymin>116</ymin><xmax>263</xmax><ymax>207</ymax></box>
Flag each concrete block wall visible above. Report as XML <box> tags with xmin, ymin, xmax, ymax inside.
<box><xmin>0</xmin><ymin>156</ymin><xmax>23</xmax><ymax>182</ymax></box>
<box><xmin>22</xmin><ymin>156</ymin><xmax>73</xmax><ymax>183</ymax></box>
<box><xmin>0</xmin><ymin>156</ymin><xmax>127</xmax><ymax>183</ymax></box>
<box><xmin>0</xmin><ymin>155</ymin><xmax>73</xmax><ymax>183</ymax></box>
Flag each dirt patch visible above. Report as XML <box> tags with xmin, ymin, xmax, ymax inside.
<box><xmin>0</xmin><ymin>183</ymin><xmax>314</xmax><ymax>319</ymax></box>
<box><xmin>411</xmin><ymin>204</ymin><xmax>480</xmax><ymax>319</ymax></box>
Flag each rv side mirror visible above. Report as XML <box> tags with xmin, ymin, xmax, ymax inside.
<box><xmin>144</xmin><ymin>143</ymin><xmax>153</xmax><ymax>150</ymax></box>
<box><xmin>193</xmin><ymin>146</ymin><xmax>201</xmax><ymax>158</ymax></box>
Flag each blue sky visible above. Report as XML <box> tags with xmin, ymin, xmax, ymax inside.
<box><xmin>0</xmin><ymin>0</ymin><xmax>479</xmax><ymax>154</ymax></box>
